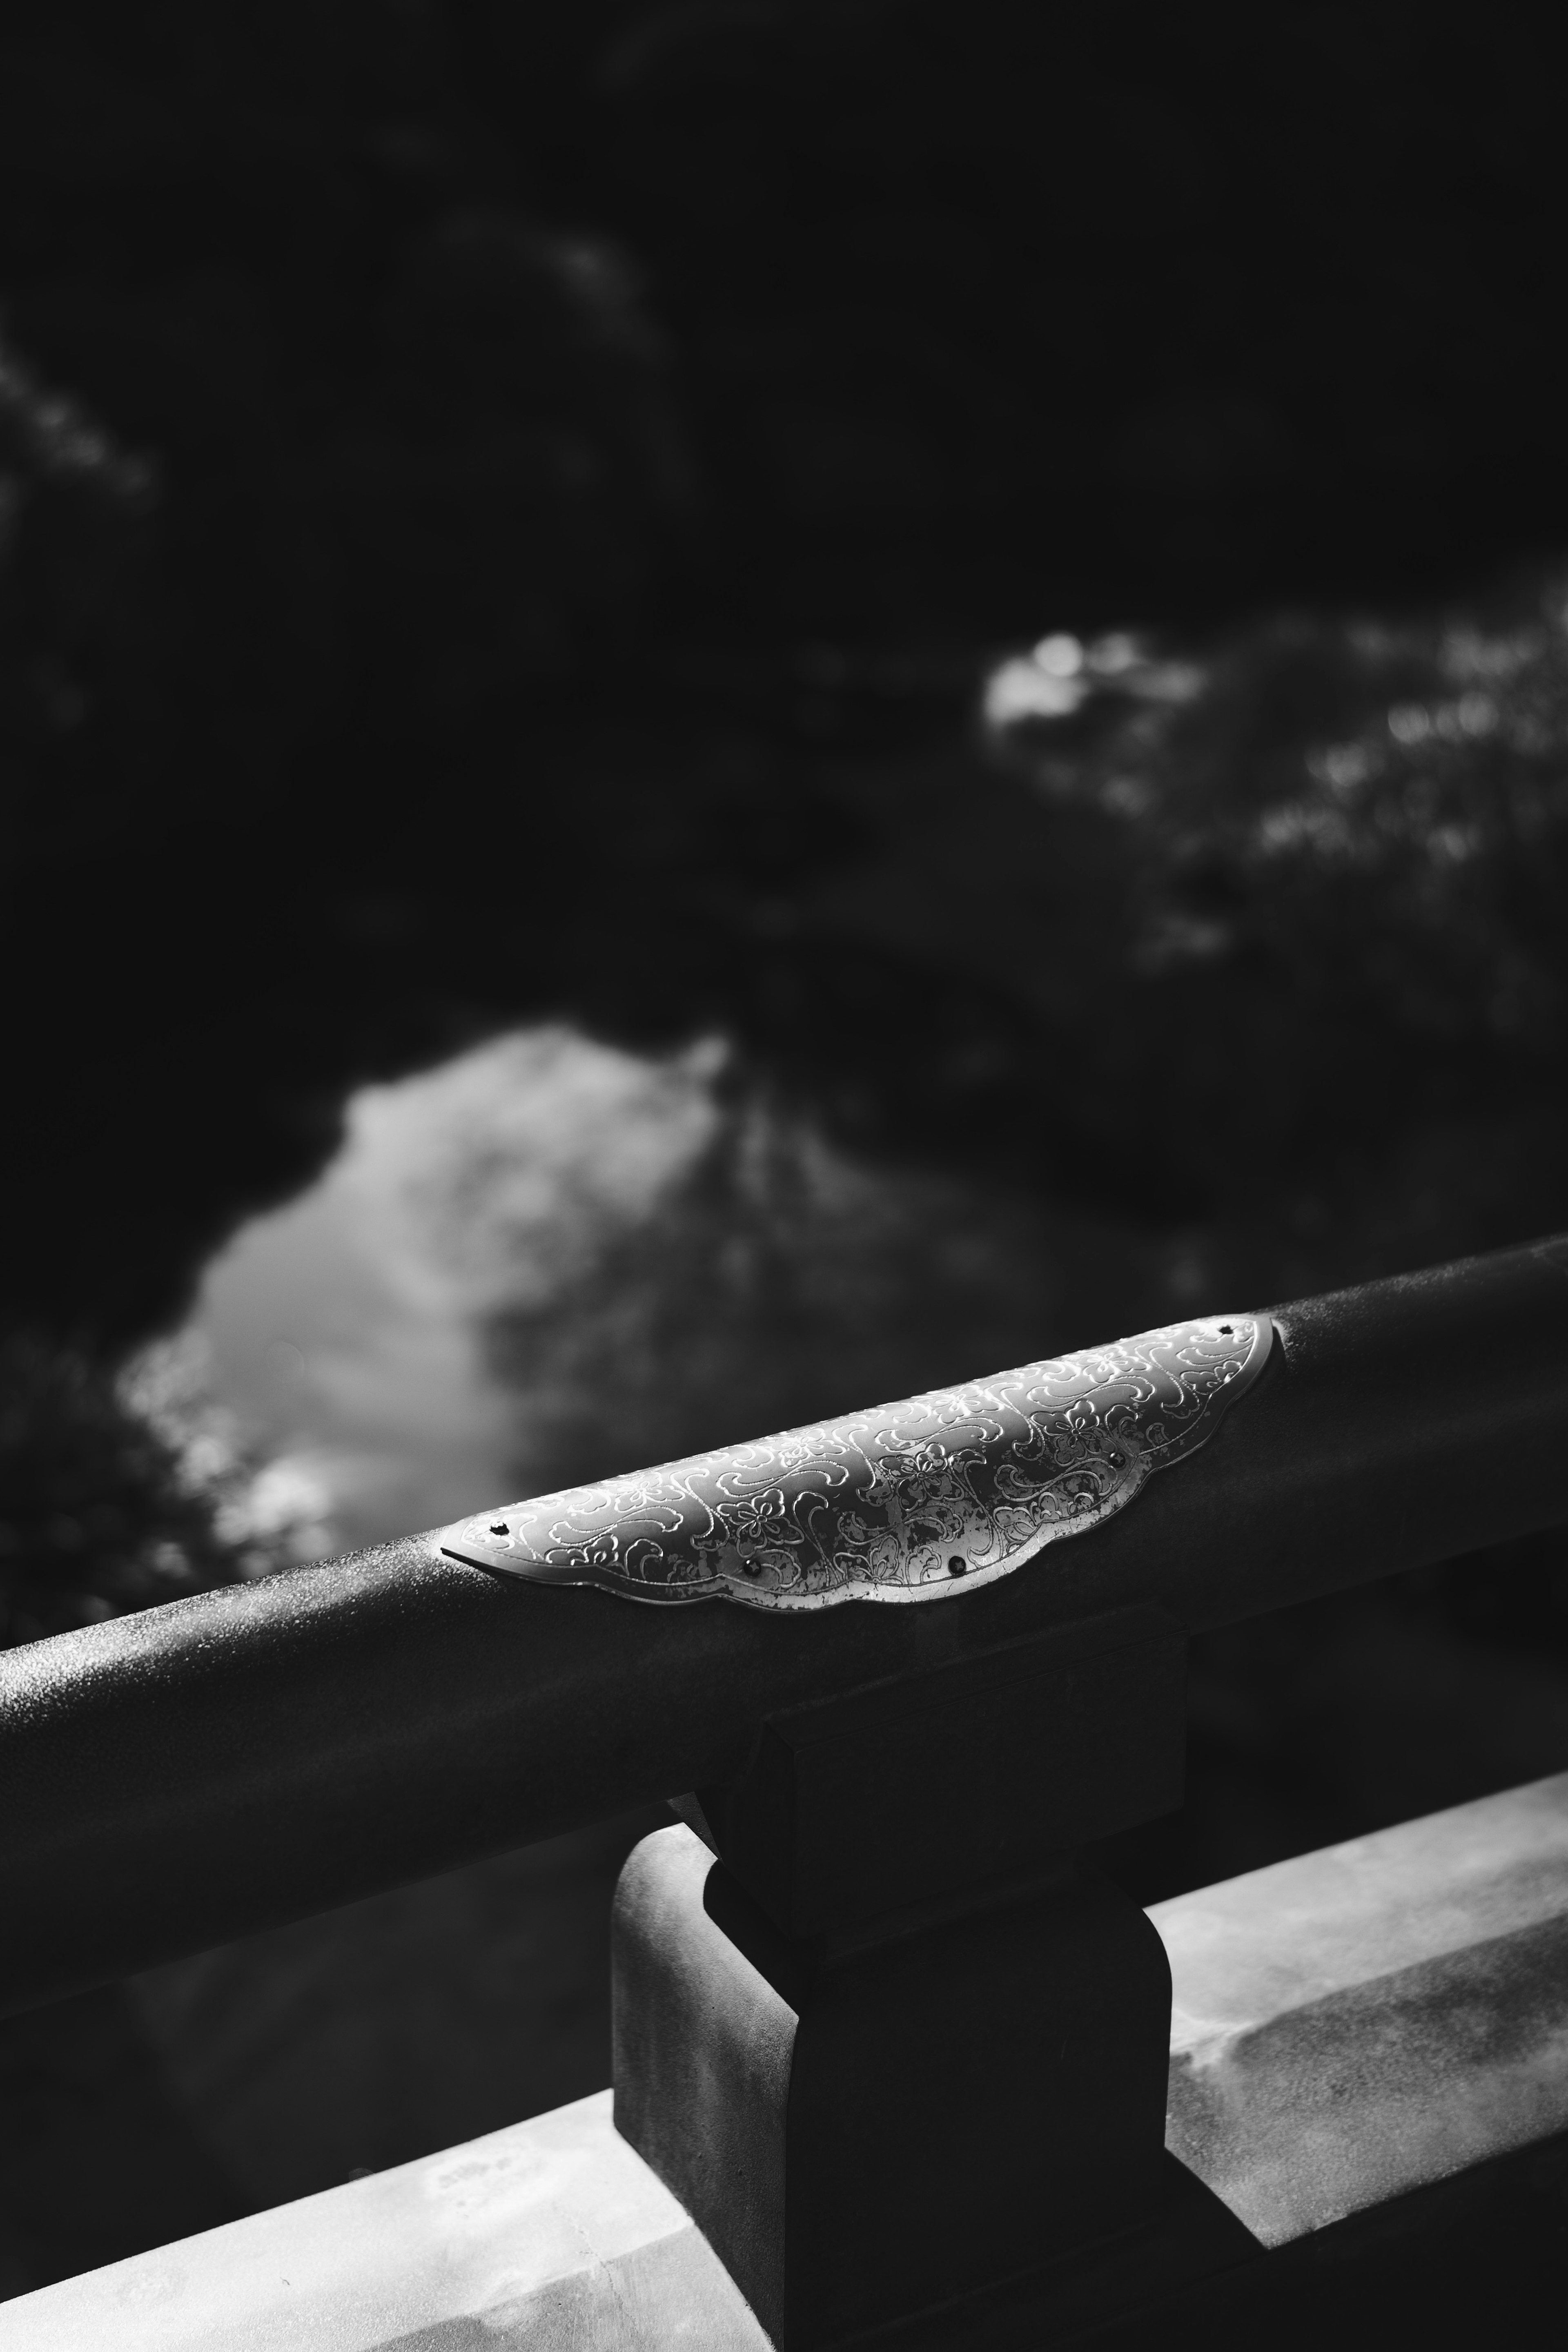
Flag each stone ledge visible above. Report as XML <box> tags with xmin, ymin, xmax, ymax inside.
<box><xmin>13</xmin><ymin>1772</ymin><xmax>1568</xmax><ymax>2348</ymax></box>
<box><xmin>0</xmin><ymin>2090</ymin><xmax>768</xmax><ymax>2352</ymax></box>
<box><xmin>1151</xmin><ymin>1768</ymin><xmax>1568</xmax><ymax>2244</ymax></box>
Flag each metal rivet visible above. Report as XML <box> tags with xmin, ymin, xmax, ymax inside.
<box><xmin>948</xmin><ymin>1556</ymin><xmax>967</xmax><ymax>1576</ymax></box>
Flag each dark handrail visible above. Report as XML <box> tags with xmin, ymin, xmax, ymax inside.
<box><xmin>2</xmin><ymin>1235</ymin><xmax>1566</xmax><ymax>2017</ymax></box>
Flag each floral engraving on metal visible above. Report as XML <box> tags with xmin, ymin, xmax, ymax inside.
<box><xmin>436</xmin><ymin>1313</ymin><xmax>1271</xmax><ymax>1611</ymax></box>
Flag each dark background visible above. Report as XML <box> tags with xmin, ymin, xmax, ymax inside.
<box><xmin>4</xmin><ymin>0</ymin><xmax>1568</xmax><ymax>2301</ymax></box>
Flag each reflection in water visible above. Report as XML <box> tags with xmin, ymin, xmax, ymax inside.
<box><xmin>125</xmin><ymin>1021</ymin><xmax>1191</xmax><ymax>2204</ymax></box>
<box><xmin>145</xmin><ymin>1022</ymin><xmax>1184</xmax><ymax>1564</ymax></box>
<box><xmin>117</xmin><ymin>571</ymin><xmax>1568</xmax><ymax>2212</ymax></box>
<box><xmin>112</xmin><ymin>564</ymin><xmax>1568</xmax><ymax>2210</ymax></box>
<box><xmin>147</xmin><ymin>1026</ymin><xmax>727</xmax><ymax>1558</ymax></box>
<box><xmin>137</xmin><ymin>573</ymin><xmax>1568</xmax><ymax>1577</ymax></box>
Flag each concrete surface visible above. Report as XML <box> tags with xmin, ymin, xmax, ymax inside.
<box><xmin>1152</xmin><ymin>1769</ymin><xmax>1568</xmax><ymax>2243</ymax></box>
<box><xmin>0</xmin><ymin>2091</ymin><xmax>769</xmax><ymax>2351</ymax></box>
<box><xmin>11</xmin><ymin>1773</ymin><xmax>1568</xmax><ymax>2343</ymax></box>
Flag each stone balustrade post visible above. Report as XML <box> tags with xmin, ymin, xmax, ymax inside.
<box><xmin>612</xmin><ymin>1604</ymin><xmax>1185</xmax><ymax>2348</ymax></box>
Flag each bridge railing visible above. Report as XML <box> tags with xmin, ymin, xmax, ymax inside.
<box><xmin>3</xmin><ymin>1234</ymin><xmax>1567</xmax><ymax>2347</ymax></box>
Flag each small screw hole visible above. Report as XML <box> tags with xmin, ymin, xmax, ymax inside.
<box><xmin>1218</xmin><ymin>1324</ymin><xmax>1233</xmax><ymax>1335</ymax></box>
<box><xmin>489</xmin><ymin>1522</ymin><xmax>510</xmax><ymax>1536</ymax></box>
<box><xmin>947</xmin><ymin>1556</ymin><xmax>967</xmax><ymax>1576</ymax></box>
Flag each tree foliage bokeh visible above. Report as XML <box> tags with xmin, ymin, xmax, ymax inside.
<box><xmin>3</xmin><ymin>0</ymin><xmax>1568</xmax><ymax>1619</ymax></box>
<box><xmin>7</xmin><ymin>7</ymin><xmax>1568</xmax><ymax>2294</ymax></box>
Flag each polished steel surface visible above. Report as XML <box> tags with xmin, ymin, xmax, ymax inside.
<box><xmin>436</xmin><ymin>1314</ymin><xmax>1271</xmax><ymax>1609</ymax></box>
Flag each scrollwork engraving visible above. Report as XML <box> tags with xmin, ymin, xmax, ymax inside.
<box><xmin>437</xmin><ymin>1313</ymin><xmax>1271</xmax><ymax>1610</ymax></box>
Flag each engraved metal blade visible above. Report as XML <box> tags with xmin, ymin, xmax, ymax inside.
<box><xmin>436</xmin><ymin>1313</ymin><xmax>1270</xmax><ymax>1610</ymax></box>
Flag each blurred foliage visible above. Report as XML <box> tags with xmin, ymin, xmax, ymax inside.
<box><xmin>0</xmin><ymin>0</ymin><xmax>1566</xmax><ymax>1518</ymax></box>
<box><xmin>0</xmin><ymin>1336</ymin><xmax>248</xmax><ymax>1646</ymax></box>
<box><xmin>480</xmin><ymin>1077</ymin><xmax>1152</xmax><ymax>1496</ymax></box>
<box><xmin>973</xmin><ymin>588</ymin><xmax>1568</xmax><ymax>1291</ymax></box>
<box><xmin>2</xmin><ymin>12</ymin><xmax>1567</xmax><ymax>2286</ymax></box>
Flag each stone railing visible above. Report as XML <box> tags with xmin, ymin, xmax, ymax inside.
<box><xmin>3</xmin><ymin>1237</ymin><xmax>1567</xmax><ymax>2346</ymax></box>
